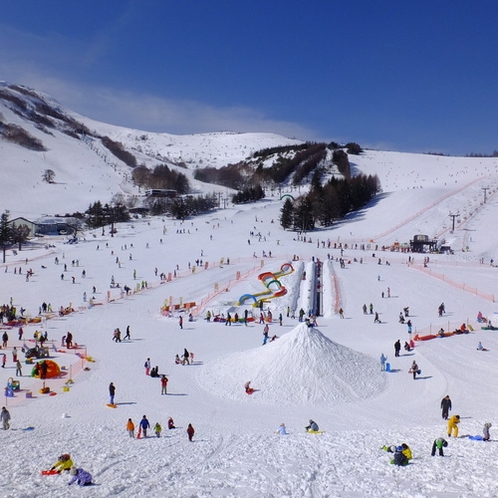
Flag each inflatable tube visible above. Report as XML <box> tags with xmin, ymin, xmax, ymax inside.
<box><xmin>238</xmin><ymin>294</ymin><xmax>258</xmax><ymax>305</ymax></box>
<box><xmin>414</xmin><ymin>334</ymin><xmax>437</xmax><ymax>341</ymax></box>
<box><xmin>280</xmin><ymin>263</ymin><xmax>294</xmax><ymax>274</ymax></box>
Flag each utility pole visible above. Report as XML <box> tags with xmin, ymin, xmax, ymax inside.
<box><xmin>449</xmin><ymin>213</ymin><xmax>459</xmax><ymax>233</ymax></box>
<box><xmin>482</xmin><ymin>187</ymin><xmax>489</xmax><ymax>204</ymax></box>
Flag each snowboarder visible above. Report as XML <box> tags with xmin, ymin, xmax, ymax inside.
<box><xmin>441</xmin><ymin>395</ymin><xmax>452</xmax><ymax>420</ymax></box>
<box><xmin>187</xmin><ymin>423</ymin><xmax>195</xmax><ymax>441</ymax></box>
<box><xmin>394</xmin><ymin>340</ymin><xmax>401</xmax><ymax>357</ymax></box>
<box><xmin>431</xmin><ymin>437</ymin><xmax>448</xmax><ymax>456</ymax></box>
<box><xmin>447</xmin><ymin>414</ymin><xmax>460</xmax><ymax>437</ymax></box>
<box><xmin>109</xmin><ymin>382</ymin><xmax>116</xmax><ymax>405</ymax></box>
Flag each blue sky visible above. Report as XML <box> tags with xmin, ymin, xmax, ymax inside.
<box><xmin>1</xmin><ymin>0</ymin><xmax>497</xmax><ymax>155</ymax></box>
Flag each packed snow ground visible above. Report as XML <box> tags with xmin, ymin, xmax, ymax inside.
<box><xmin>3</xmin><ymin>147</ymin><xmax>498</xmax><ymax>497</ymax></box>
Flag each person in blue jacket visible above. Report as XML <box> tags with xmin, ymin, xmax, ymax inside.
<box><xmin>68</xmin><ymin>467</ymin><xmax>92</xmax><ymax>486</ymax></box>
<box><xmin>140</xmin><ymin>415</ymin><xmax>150</xmax><ymax>437</ymax></box>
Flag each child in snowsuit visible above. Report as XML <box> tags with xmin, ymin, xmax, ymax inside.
<box><xmin>168</xmin><ymin>417</ymin><xmax>176</xmax><ymax>429</ymax></box>
<box><xmin>431</xmin><ymin>437</ymin><xmax>448</xmax><ymax>456</ymax></box>
<box><xmin>52</xmin><ymin>454</ymin><xmax>74</xmax><ymax>472</ymax></box>
<box><xmin>276</xmin><ymin>423</ymin><xmax>288</xmax><ymax>435</ymax></box>
<box><xmin>390</xmin><ymin>446</ymin><xmax>408</xmax><ymax>466</ymax></box>
<box><xmin>126</xmin><ymin>418</ymin><xmax>135</xmax><ymax>438</ymax></box>
<box><xmin>154</xmin><ymin>422</ymin><xmax>162</xmax><ymax>438</ymax></box>
<box><xmin>483</xmin><ymin>422</ymin><xmax>492</xmax><ymax>441</ymax></box>
<box><xmin>401</xmin><ymin>443</ymin><xmax>412</xmax><ymax>460</ymax></box>
<box><xmin>68</xmin><ymin>467</ymin><xmax>92</xmax><ymax>486</ymax></box>
<box><xmin>187</xmin><ymin>423</ymin><xmax>195</xmax><ymax>441</ymax></box>
<box><xmin>305</xmin><ymin>420</ymin><xmax>319</xmax><ymax>432</ymax></box>
<box><xmin>447</xmin><ymin>414</ymin><xmax>460</xmax><ymax>437</ymax></box>
<box><xmin>140</xmin><ymin>415</ymin><xmax>150</xmax><ymax>437</ymax></box>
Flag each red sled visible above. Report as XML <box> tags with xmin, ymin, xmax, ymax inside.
<box><xmin>41</xmin><ymin>470</ymin><xmax>60</xmax><ymax>476</ymax></box>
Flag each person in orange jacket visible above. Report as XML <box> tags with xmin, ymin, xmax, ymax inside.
<box><xmin>447</xmin><ymin>414</ymin><xmax>460</xmax><ymax>437</ymax></box>
<box><xmin>126</xmin><ymin>418</ymin><xmax>135</xmax><ymax>438</ymax></box>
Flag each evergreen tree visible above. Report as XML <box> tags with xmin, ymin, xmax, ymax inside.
<box><xmin>280</xmin><ymin>198</ymin><xmax>294</xmax><ymax>230</ymax></box>
<box><xmin>0</xmin><ymin>211</ymin><xmax>12</xmax><ymax>263</ymax></box>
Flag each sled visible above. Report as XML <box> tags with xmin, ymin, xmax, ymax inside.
<box><xmin>41</xmin><ymin>470</ymin><xmax>60</xmax><ymax>476</ymax></box>
<box><xmin>106</xmin><ymin>403</ymin><xmax>117</xmax><ymax>408</ymax></box>
<box><xmin>137</xmin><ymin>427</ymin><xmax>142</xmax><ymax>439</ymax></box>
<box><xmin>468</xmin><ymin>324</ymin><xmax>474</xmax><ymax>331</ymax></box>
<box><xmin>246</xmin><ymin>388</ymin><xmax>254</xmax><ymax>395</ymax></box>
<box><xmin>468</xmin><ymin>435</ymin><xmax>484</xmax><ymax>441</ymax></box>
<box><xmin>306</xmin><ymin>430</ymin><xmax>323</xmax><ymax>434</ymax></box>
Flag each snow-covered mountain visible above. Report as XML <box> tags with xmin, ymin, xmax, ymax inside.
<box><xmin>0</xmin><ymin>82</ymin><xmax>301</xmax><ymax>218</ymax></box>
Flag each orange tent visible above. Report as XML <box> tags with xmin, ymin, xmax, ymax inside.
<box><xmin>31</xmin><ymin>360</ymin><xmax>61</xmax><ymax>379</ymax></box>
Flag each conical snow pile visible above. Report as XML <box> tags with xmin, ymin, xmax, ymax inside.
<box><xmin>198</xmin><ymin>323</ymin><xmax>386</xmax><ymax>406</ymax></box>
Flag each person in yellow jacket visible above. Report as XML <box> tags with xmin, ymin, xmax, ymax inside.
<box><xmin>401</xmin><ymin>443</ymin><xmax>412</xmax><ymax>460</ymax></box>
<box><xmin>447</xmin><ymin>414</ymin><xmax>460</xmax><ymax>437</ymax></box>
<box><xmin>51</xmin><ymin>453</ymin><xmax>74</xmax><ymax>472</ymax></box>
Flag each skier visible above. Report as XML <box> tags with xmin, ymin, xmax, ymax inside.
<box><xmin>440</xmin><ymin>395</ymin><xmax>452</xmax><ymax>420</ymax></box>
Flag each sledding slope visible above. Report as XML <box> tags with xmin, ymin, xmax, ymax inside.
<box><xmin>198</xmin><ymin>323</ymin><xmax>386</xmax><ymax>406</ymax></box>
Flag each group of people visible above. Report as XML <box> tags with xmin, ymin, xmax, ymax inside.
<box><xmin>50</xmin><ymin>453</ymin><xmax>92</xmax><ymax>486</ymax></box>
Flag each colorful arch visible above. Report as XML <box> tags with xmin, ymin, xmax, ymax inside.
<box><xmin>280</xmin><ymin>194</ymin><xmax>295</xmax><ymax>201</ymax></box>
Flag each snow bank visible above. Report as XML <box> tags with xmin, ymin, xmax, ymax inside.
<box><xmin>198</xmin><ymin>323</ymin><xmax>386</xmax><ymax>405</ymax></box>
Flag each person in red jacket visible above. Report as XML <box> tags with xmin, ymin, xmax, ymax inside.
<box><xmin>161</xmin><ymin>375</ymin><xmax>168</xmax><ymax>395</ymax></box>
<box><xmin>187</xmin><ymin>423</ymin><xmax>195</xmax><ymax>441</ymax></box>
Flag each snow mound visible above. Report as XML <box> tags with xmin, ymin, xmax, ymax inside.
<box><xmin>198</xmin><ymin>323</ymin><xmax>387</xmax><ymax>406</ymax></box>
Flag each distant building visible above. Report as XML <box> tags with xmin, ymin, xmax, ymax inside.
<box><xmin>9</xmin><ymin>217</ymin><xmax>37</xmax><ymax>238</ymax></box>
<box><xmin>145</xmin><ymin>189</ymin><xmax>177</xmax><ymax>198</ymax></box>
<box><xmin>409</xmin><ymin>234</ymin><xmax>437</xmax><ymax>253</ymax></box>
